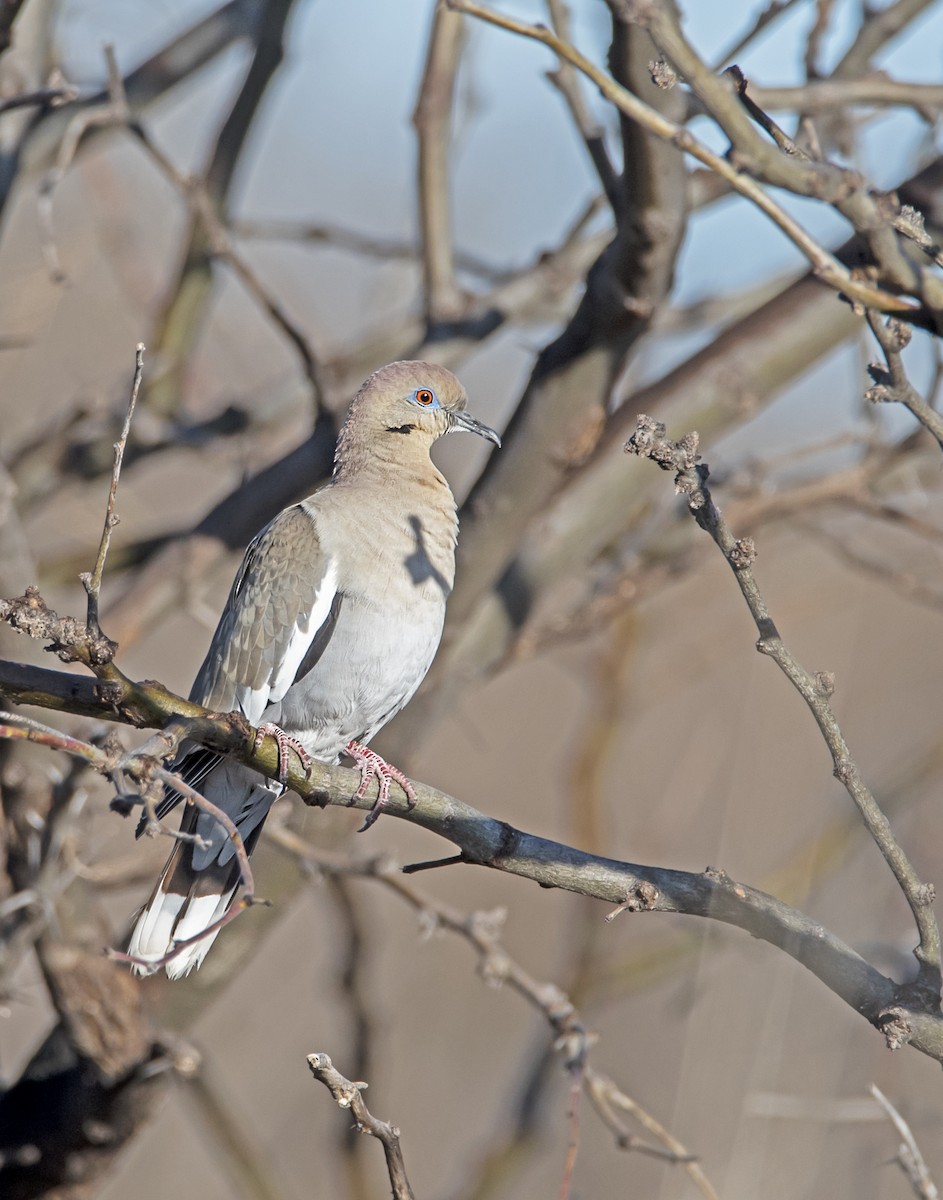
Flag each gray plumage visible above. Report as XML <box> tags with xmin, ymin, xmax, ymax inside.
<box><xmin>128</xmin><ymin>361</ymin><xmax>499</xmax><ymax>978</ymax></box>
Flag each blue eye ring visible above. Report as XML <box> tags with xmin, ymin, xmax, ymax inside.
<box><xmin>414</xmin><ymin>388</ymin><xmax>436</xmax><ymax>406</ymax></box>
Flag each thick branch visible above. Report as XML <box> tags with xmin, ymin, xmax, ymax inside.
<box><xmin>413</xmin><ymin>1</ymin><xmax>467</xmax><ymax>327</ymax></box>
<box><xmin>444</xmin><ymin>0</ymin><xmax>689</xmax><ymax>637</ymax></box>
<box><xmin>1</xmin><ymin>636</ymin><xmax>942</xmax><ymax>1061</ymax></box>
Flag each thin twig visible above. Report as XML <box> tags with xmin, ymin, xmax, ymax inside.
<box><xmin>306</xmin><ymin>1053</ymin><xmax>415</xmax><ymax>1200</ymax></box>
<box><xmin>865</xmin><ymin>312</ymin><xmax>943</xmax><ymax>452</ymax></box>
<box><xmin>559</xmin><ymin>1053</ymin><xmax>584</xmax><ymax>1200</ymax></box>
<box><xmin>0</xmin><ymin>709</ymin><xmax>259</xmax><ymax>974</ymax></box>
<box><xmin>234</xmin><ymin>217</ymin><xmax>511</xmax><ymax>280</ymax></box>
<box><xmin>130</xmin><ymin>116</ymin><xmax>328</xmax><ymax>405</ymax></box>
<box><xmin>625</xmin><ymin>414</ymin><xmax>943</xmax><ymax>1001</ymax></box>
<box><xmin>893</xmin><ymin>206</ymin><xmax>943</xmax><ymax>269</ymax></box>
<box><xmin>584</xmin><ymin>1072</ymin><xmax>711</xmax><ymax>1185</ymax></box>
<box><xmin>870</xmin><ymin>1083</ymin><xmax>939</xmax><ymax>1200</ymax></box>
<box><xmin>799</xmin><ymin>517</ymin><xmax>943</xmax><ymax>615</ymax></box>
<box><xmin>323</xmin><ymin>874</ymin><xmax>376</xmax><ymax>1169</ymax></box>
<box><xmin>37</xmin><ymin>44</ymin><xmax>129</xmax><ymax>283</ymax></box>
<box><xmin>0</xmin><ymin>83</ymin><xmax>80</xmax><ymax>115</ymax></box>
<box><xmin>831</xmin><ymin>0</ymin><xmax>936</xmax><ymax>81</ymax></box>
<box><xmin>81</xmin><ymin>343</ymin><xmax>144</xmax><ymax>638</ymax></box>
<box><xmin>38</xmin><ymin>34</ymin><xmax>326</xmax><ymax>408</ymax></box>
<box><xmin>271</xmin><ymin>825</ymin><xmax>714</xmax><ymax>1193</ymax></box>
<box><xmin>803</xmin><ymin>0</ymin><xmax>838</xmax><ymax>80</ymax></box>
<box><xmin>445</xmin><ymin>0</ymin><xmax>922</xmax><ymax>321</ymax></box>
<box><xmin>544</xmin><ymin>0</ymin><xmax>621</xmax><ymax>209</ymax></box>
<box><xmin>749</xmin><ymin>78</ymin><xmax>943</xmax><ymax>116</ymax></box>
<box><xmin>724</xmin><ymin>65</ymin><xmax>810</xmax><ymax>159</ymax></box>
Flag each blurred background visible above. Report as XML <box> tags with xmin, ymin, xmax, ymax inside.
<box><xmin>1</xmin><ymin>0</ymin><xmax>943</xmax><ymax>1196</ymax></box>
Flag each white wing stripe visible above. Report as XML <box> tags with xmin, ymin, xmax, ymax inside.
<box><xmin>234</xmin><ymin>557</ymin><xmax>339</xmax><ymax>725</ymax></box>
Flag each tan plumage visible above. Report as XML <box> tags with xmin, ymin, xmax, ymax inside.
<box><xmin>129</xmin><ymin>361</ymin><xmax>500</xmax><ymax>978</ymax></box>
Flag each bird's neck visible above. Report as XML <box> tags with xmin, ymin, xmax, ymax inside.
<box><xmin>331</xmin><ymin>448</ymin><xmax>459</xmax><ymax>567</ymax></box>
<box><xmin>334</xmin><ymin>429</ymin><xmax>447</xmax><ymax>487</ymax></box>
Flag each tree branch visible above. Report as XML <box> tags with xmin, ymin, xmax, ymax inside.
<box><xmin>446</xmin><ymin>0</ymin><xmax>929</xmax><ymax>322</ymax></box>
<box><xmin>625</xmin><ymin>414</ymin><xmax>942</xmax><ymax>1002</ymax></box>
<box><xmin>306</xmin><ymin>1053</ymin><xmax>414</xmax><ymax>1200</ymax></box>
<box><xmin>2</xmin><ymin>602</ymin><xmax>943</xmax><ymax>1061</ymax></box>
<box><xmin>273</xmin><ymin>825</ymin><xmax>716</xmax><ymax>1195</ymax></box>
<box><xmin>865</xmin><ymin>312</ymin><xmax>943</xmax><ymax>452</ymax></box>
<box><xmin>81</xmin><ymin>344</ymin><xmax>144</xmax><ymax>639</ymax></box>
<box><xmin>413</xmin><ymin>0</ymin><xmax>468</xmax><ymax>328</ymax></box>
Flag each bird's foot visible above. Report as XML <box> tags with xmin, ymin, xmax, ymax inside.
<box><xmin>254</xmin><ymin>722</ymin><xmax>313</xmax><ymax>784</ymax></box>
<box><xmin>345</xmin><ymin>740</ymin><xmax>416</xmax><ymax>832</ymax></box>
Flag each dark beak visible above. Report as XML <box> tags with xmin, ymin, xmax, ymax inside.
<box><xmin>451</xmin><ymin>409</ymin><xmax>501</xmax><ymax>448</ymax></box>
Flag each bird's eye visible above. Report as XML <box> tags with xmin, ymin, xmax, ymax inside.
<box><xmin>415</xmin><ymin>389</ymin><xmax>435</xmax><ymax>406</ymax></box>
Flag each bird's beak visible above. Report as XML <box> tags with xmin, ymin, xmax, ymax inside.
<box><xmin>451</xmin><ymin>409</ymin><xmax>501</xmax><ymax>448</ymax></box>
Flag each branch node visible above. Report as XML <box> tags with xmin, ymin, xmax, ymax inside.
<box><xmin>814</xmin><ymin>670</ymin><xmax>836</xmax><ymax>698</ymax></box>
<box><xmin>648</xmin><ymin>56</ymin><xmax>677</xmax><ymax>89</ymax></box>
<box><xmin>605</xmin><ymin>879</ymin><xmax>658</xmax><ymax>921</ymax></box>
<box><xmin>729</xmin><ymin>537</ymin><xmax>756</xmax><ymax>570</ymax></box>
<box><xmin>878</xmin><ymin>1006</ymin><xmax>915</xmax><ymax>1052</ymax></box>
<box><xmin>833</xmin><ymin>757</ymin><xmax>855</xmax><ymax>785</ymax></box>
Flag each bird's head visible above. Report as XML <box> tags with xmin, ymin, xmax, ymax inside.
<box><xmin>338</xmin><ymin>361</ymin><xmax>501</xmax><ymax>466</ymax></box>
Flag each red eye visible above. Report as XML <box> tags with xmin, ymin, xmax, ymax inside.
<box><xmin>415</xmin><ymin>389</ymin><xmax>435</xmax><ymax>406</ymax></box>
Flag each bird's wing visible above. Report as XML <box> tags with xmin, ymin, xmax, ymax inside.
<box><xmin>137</xmin><ymin>505</ymin><xmax>341</xmax><ymax>837</ymax></box>
<box><xmin>191</xmin><ymin>502</ymin><xmax>340</xmax><ymax>721</ymax></box>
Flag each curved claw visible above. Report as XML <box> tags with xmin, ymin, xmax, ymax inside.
<box><xmin>345</xmin><ymin>740</ymin><xmax>416</xmax><ymax>831</ymax></box>
<box><xmin>254</xmin><ymin>722</ymin><xmax>314</xmax><ymax>784</ymax></box>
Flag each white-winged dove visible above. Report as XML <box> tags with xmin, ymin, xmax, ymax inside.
<box><xmin>128</xmin><ymin>361</ymin><xmax>500</xmax><ymax>978</ymax></box>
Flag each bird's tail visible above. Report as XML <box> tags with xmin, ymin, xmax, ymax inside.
<box><xmin>128</xmin><ymin>842</ymin><xmax>240</xmax><ymax>980</ymax></box>
<box><xmin>128</xmin><ymin>767</ymin><xmax>275</xmax><ymax>979</ymax></box>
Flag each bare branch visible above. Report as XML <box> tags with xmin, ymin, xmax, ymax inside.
<box><xmin>870</xmin><ymin>1084</ymin><xmax>939</xmax><ymax>1200</ymax></box>
<box><xmin>413</xmin><ymin>1</ymin><xmax>467</xmax><ymax>327</ymax></box>
<box><xmin>80</xmin><ymin>343</ymin><xmax>144</xmax><ymax>639</ymax></box>
<box><xmin>748</xmin><ymin>78</ymin><xmax>943</xmax><ymax>117</ymax></box>
<box><xmin>803</xmin><ymin>0</ymin><xmax>838</xmax><ymax>80</ymax></box>
<box><xmin>440</xmin><ymin>0</ymin><xmax>689</xmax><ymax>648</ymax></box>
<box><xmin>139</xmin><ymin>0</ymin><xmax>325</xmax><ymax>417</ymax></box>
<box><xmin>234</xmin><ymin>216</ymin><xmax>510</xmax><ymax>280</ymax></box>
<box><xmin>272</xmin><ymin>826</ymin><xmax>714</xmax><ymax>1193</ymax></box>
<box><xmin>37</xmin><ymin>43</ymin><xmax>129</xmax><ymax>283</ymax></box>
<box><xmin>128</xmin><ymin>118</ymin><xmax>329</xmax><ymax>409</ymax></box>
<box><xmin>2</xmin><ymin>620</ymin><xmax>943</xmax><ymax>1061</ymax></box>
<box><xmin>625</xmin><ymin>415</ymin><xmax>942</xmax><ymax>1000</ymax></box>
<box><xmin>0</xmin><ymin>82</ymin><xmax>79</xmax><ymax>114</ymax></box>
<box><xmin>544</xmin><ymin>0</ymin><xmax>621</xmax><ymax>208</ymax></box>
<box><xmin>447</xmin><ymin>1</ymin><xmax>927</xmax><ymax>320</ymax></box>
<box><xmin>830</xmin><ymin>0</ymin><xmax>936</xmax><ymax>81</ymax></box>
<box><xmin>306</xmin><ymin>1053</ymin><xmax>414</xmax><ymax>1200</ymax></box>
<box><xmin>639</xmin><ymin>0</ymin><xmax>943</xmax><ymax>320</ymax></box>
<box><xmin>865</xmin><ymin>312</ymin><xmax>943</xmax><ymax>452</ymax></box>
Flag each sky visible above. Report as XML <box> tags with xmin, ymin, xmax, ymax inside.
<box><xmin>29</xmin><ymin>0</ymin><xmax>943</xmax><ymax>454</ymax></box>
